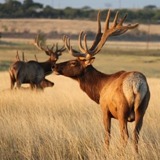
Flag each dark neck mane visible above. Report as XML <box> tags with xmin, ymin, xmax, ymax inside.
<box><xmin>39</xmin><ymin>59</ymin><xmax>52</xmax><ymax>75</ymax></box>
<box><xmin>76</xmin><ymin>65</ymin><xmax>107</xmax><ymax>104</ymax></box>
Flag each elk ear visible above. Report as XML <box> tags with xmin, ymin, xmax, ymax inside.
<box><xmin>58</xmin><ymin>52</ymin><xmax>62</xmax><ymax>56</ymax></box>
<box><xmin>84</xmin><ymin>57</ymin><xmax>95</xmax><ymax>66</ymax></box>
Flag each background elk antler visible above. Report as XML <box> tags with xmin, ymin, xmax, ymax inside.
<box><xmin>33</xmin><ymin>35</ymin><xmax>65</xmax><ymax>58</ymax></box>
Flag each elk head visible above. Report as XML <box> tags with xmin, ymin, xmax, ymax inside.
<box><xmin>32</xmin><ymin>35</ymin><xmax>66</xmax><ymax>65</ymax></box>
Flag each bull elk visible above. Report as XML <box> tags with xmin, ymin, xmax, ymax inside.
<box><xmin>52</xmin><ymin>10</ymin><xmax>150</xmax><ymax>153</ymax></box>
<box><xmin>15</xmin><ymin>51</ymin><xmax>54</xmax><ymax>89</ymax></box>
<box><xmin>9</xmin><ymin>35</ymin><xmax>65</xmax><ymax>90</ymax></box>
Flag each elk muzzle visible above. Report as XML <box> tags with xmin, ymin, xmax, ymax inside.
<box><xmin>51</xmin><ymin>64</ymin><xmax>60</xmax><ymax>75</ymax></box>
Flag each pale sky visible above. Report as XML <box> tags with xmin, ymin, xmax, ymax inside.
<box><xmin>0</xmin><ymin>0</ymin><xmax>160</xmax><ymax>9</ymax></box>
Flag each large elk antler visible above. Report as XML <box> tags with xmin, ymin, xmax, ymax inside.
<box><xmin>63</xmin><ymin>10</ymin><xmax>138</xmax><ymax>59</ymax></box>
<box><xmin>32</xmin><ymin>35</ymin><xmax>65</xmax><ymax>56</ymax></box>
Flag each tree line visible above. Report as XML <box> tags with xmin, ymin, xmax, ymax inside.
<box><xmin>0</xmin><ymin>0</ymin><xmax>160</xmax><ymax>24</ymax></box>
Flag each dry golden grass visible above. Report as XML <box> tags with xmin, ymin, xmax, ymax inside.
<box><xmin>1</xmin><ymin>18</ymin><xmax>160</xmax><ymax>52</ymax></box>
<box><xmin>0</xmin><ymin>19</ymin><xmax>160</xmax><ymax>35</ymax></box>
<box><xmin>0</xmin><ymin>72</ymin><xmax>160</xmax><ymax>160</ymax></box>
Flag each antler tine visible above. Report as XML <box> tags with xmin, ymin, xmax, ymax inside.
<box><xmin>110</xmin><ymin>13</ymin><xmax>136</xmax><ymax>37</ymax></box>
<box><xmin>22</xmin><ymin>52</ymin><xmax>24</xmax><ymax>61</ymax></box>
<box><xmin>92</xmin><ymin>10</ymin><xmax>115</xmax><ymax>53</ymax></box>
<box><xmin>34</xmin><ymin>54</ymin><xmax>38</xmax><ymax>61</ymax></box>
<box><xmin>16</xmin><ymin>51</ymin><xmax>20</xmax><ymax>61</ymax></box>
<box><xmin>117</xmin><ymin>13</ymin><xmax>138</xmax><ymax>29</ymax></box>
<box><xmin>63</xmin><ymin>35</ymin><xmax>88</xmax><ymax>59</ymax></box>
<box><xmin>90</xmin><ymin>11</ymin><xmax>103</xmax><ymax>51</ymax></box>
<box><xmin>54</xmin><ymin>43</ymin><xmax>66</xmax><ymax>53</ymax></box>
<box><xmin>64</xmin><ymin>36</ymin><xmax>76</xmax><ymax>56</ymax></box>
<box><xmin>50</xmin><ymin>43</ymin><xmax>55</xmax><ymax>52</ymax></box>
<box><xmin>80</xmin><ymin>11</ymin><xmax>103</xmax><ymax>53</ymax></box>
<box><xmin>63</xmin><ymin>35</ymin><xmax>70</xmax><ymax>52</ymax></box>
<box><xmin>78</xmin><ymin>10</ymin><xmax>111</xmax><ymax>56</ymax></box>
<box><xmin>80</xmin><ymin>10</ymin><xmax>138</xmax><ymax>55</ymax></box>
<box><xmin>84</xmin><ymin>34</ymin><xmax>93</xmax><ymax>59</ymax></box>
<box><xmin>46</xmin><ymin>45</ymin><xmax>52</xmax><ymax>53</ymax></box>
<box><xmin>78</xmin><ymin>31</ymin><xmax>86</xmax><ymax>53</ymax></box>
<box><xmin>32</xmin><ymin>35</ymin><xmax>46</xmax><ymax>52</ymax></box>
<box><xmin>111</xmin><ymin>11</ymin><xmax>119</xmax><ymax>28</ymax></box>
<box><xmin>118</xmin><ymin>13</ymin><xmax>127</xmax><ymax>26</ymax></box>
<box><xmin>105</xmin><ymin>9</ymin><xmax>111</xmax><ymax>29</ymax></box>
<box><xmin>59</xmin><ymin>45</ymin><xmax>66</xmax><ymax>52</ymax></box>
<box><xmin>57</xmin><ymin>43</ymin><xmax>66</xmax><ymax>52</ymax></box>
<box><xmin>55</xmin><ymin>43</ymin><xmax>58</xmax><ymax>52</ymax></box>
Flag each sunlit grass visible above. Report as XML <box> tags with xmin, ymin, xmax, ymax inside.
<box><xmin>0</xmin><ymin>19</ymin><xmax>160</xmax><ymax>35</ymax></box>
<box><xmin>0</xmin><ymin>72</ymin><xmax>160</xmax><ymax>159</ymax></box>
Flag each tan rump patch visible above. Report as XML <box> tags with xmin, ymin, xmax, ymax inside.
<box><xmin>122</xmin><ymin>72</ymin><xmax>147</xmax><ymax>108</ymax></box>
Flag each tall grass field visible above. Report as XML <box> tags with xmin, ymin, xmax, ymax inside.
<box><xmin>0</xmin><ymin>72</ymin><xmax>160</xmax><ymax>160</ymax></box>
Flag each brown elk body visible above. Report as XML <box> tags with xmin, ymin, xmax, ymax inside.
<box><xmin>9</xmin><ymin>36</ymin><xmax>65</xmax><ymax>90</ymax></box>
<box><xmin>52</xmin><ymin>10</ymin><xmax>150</xmax><ymax>153</ymax></box>
<box><xmin>10</xmin><ymin>51</ymin><xmax>54</xmax><ymax>89</ymax></box>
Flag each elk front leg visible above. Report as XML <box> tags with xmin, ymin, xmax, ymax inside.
<box><xmin>29</xmin><ymin>81</ymin><xmax>35</xmax><ymax>90</ymax></box>
<box><xmin>16</xmin><ymin>79</ymin><xmax>22</xmax><ymax>89</ymax></box>
<box><xmin>35</xmin><ymin>83</ymin><xmax>43</xmax><ymax>91</ymax></box>
<box><xmin>101</xmin><ymin>106</ymin><xmax>111</xmax><ymax>150</ymax></box>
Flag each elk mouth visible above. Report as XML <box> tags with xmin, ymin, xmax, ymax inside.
<box><xmin>53</xmin><ymin>70</ymin><xmax>61</xmax><ymax>75</ymax></box>
<box><xmin>54</xmin><ymin>71</ymin><xmax>60</xmax><ymax>75</ymax></box>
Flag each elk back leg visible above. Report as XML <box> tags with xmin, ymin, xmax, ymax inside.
<box><xmin>117</xmin><ymin>104</ymin><xmax>130</xmax><ymax>148</ymax></box>
<box><xmin>132</xmin><ymin>110</ymin><xmax>143</xmax><ymax>153</ymax></box>
<box><xmin>118</xmin><ymin>116</ymin><xmax>129</xmax><ymax>148</ymax></box>
<box><xmin>133</xmin><ymin>92</ymin><xmax>150</xmax><ymax>153</ymax></box>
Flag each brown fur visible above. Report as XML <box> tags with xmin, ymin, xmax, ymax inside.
<box><xmin>52</xmin><ymin>59</ymin><xmax>150</xmax><ymax>153</ymax></box>
<box><xmin>9</xmin><ymin>57</ymin><xmax>54</xmax><ymax>90</ymax></box>
<box><xmin>52</xmin><ymin>10</ymin><xmax>150</xmax><ymax>153</ymax></box>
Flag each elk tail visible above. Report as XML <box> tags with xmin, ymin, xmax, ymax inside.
<box><xmin>133</xmin><ymin>79</ymin><xmax>148</xmax><ymax>109</ymax></box>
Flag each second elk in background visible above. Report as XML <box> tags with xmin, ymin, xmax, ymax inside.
<box><xmin>9</xmin><ymin>35</ymin><xmax>65</xmax><ymax>90</ymax></box>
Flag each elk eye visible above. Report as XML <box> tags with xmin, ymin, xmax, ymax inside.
<box><xmin>70</xmin><ymin>61</ymin><xmax>77</xmax><ymax>66</ymax></box>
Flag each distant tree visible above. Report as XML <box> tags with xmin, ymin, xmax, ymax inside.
<box><xmin>2</xmin><ymin>0</ymin><xmax>22</xmax><ymax>17</ymax></box>
<box><xmin>81</xmin><ymin>6</ymin><xmax>91</xmax><ymax>10</ymax></box>
<box><xmin>23</xmin><ymin>0</ymin><xmax>33</xmax><ymax>10</ymax></box>
<box><xmin>23</xmin><ymin>0</ymin><xmax>33</xmax><ymax>6</ymax></box>
<box><xmin>33</xmin><ymin>2</ymin><xmax>43</xmax><ymax>8</ymax></box>
<box><xmin>5</xmin><ymin>0</ymin><xmax>12</xmax><ymax>3</ymax></box>
<box><xmin>144</xmin><ymin>5</ymin><xmax>157</xmax><ymax>9</ymax></box>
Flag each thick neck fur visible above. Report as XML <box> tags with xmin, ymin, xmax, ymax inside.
<box><xmin>74</xmin><ymin>65</ymin><xmax>108</xmax><ymax>104</ymax></box>
<box><xmin>39</xmin><ymin>59</ymin><xmax>53</xmax><ymax>75</ymax></box>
